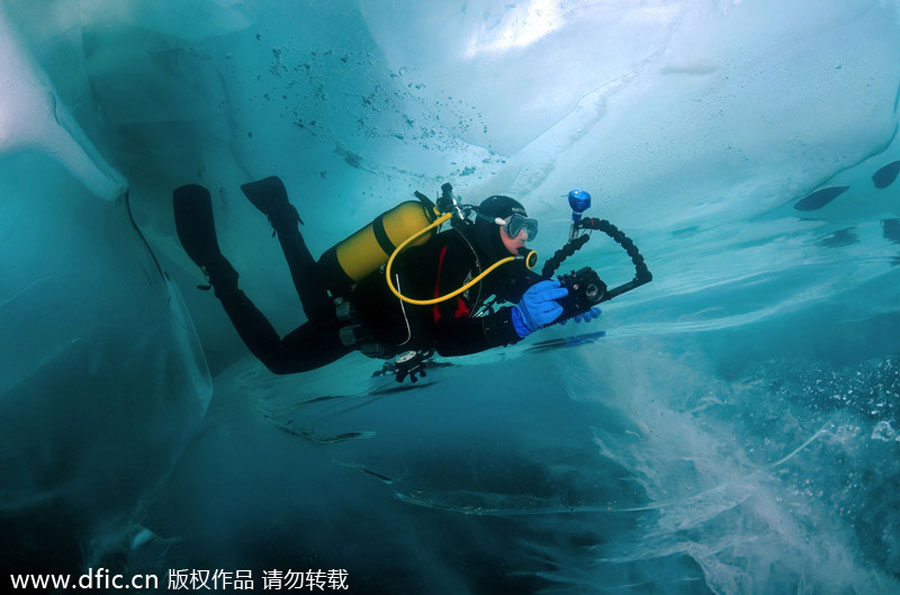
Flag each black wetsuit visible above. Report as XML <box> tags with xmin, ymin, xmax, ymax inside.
<box><xmin>352</xmin><ymin>226</ymin><xmax>541</xmax><ymax>356</ymax></box>
<box><xmin>216</xmin><ymin>219</ymin><xmax>541</xmax><ymax>374</ymax></box>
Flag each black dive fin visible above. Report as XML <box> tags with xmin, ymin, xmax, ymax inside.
<box><xmin>240</xmin><ymin>176</ymin><xmax>303</xmax><ymax>224</ymax></box>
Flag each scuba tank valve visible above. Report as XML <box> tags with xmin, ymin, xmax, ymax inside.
<box><xmin>436</xmin><ymin>182</ymin><xmax>467</xmax><ymax>224</ymax></box>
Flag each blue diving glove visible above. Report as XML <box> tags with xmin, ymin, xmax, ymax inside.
<box><xmin>561</xmin><ymin>307</ymin><xmax>601</xmax><ymax>325</ymax></box>
<box><xmin>575</xmin><ymin>307</ymin><xmax>601</xmax><ymax>322</ymax></box>
<box><xmin>511</xmin><ymin>280</ymin><xmax>568</xmax><ymax>338</ymax></box>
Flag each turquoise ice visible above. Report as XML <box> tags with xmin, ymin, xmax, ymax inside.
<box><xmin>2</xmin><ymin>0</ymin><xmax>900</xmax><ymax>592</ymax></box>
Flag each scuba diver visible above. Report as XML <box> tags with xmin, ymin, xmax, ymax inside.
<box><xmin>173</xmin><ymin>176</ymin><xmax>602</xmax><ymax>379</ymax></box>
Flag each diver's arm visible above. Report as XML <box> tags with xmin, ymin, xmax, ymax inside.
<box><xmin>432</xmin><ymin>306</ymin><xmax>522</xmax><ymax>357</ymax></box>
<box><xmin>437</xmin><ymin>277</ymin><xmax>570</xmax><ymax>355</ymax></box>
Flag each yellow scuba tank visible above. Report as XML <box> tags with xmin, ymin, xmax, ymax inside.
<box><xmin>318</xmin><ymin>200</ymin><xmax>437</xmax><ymax>296</ymax></box>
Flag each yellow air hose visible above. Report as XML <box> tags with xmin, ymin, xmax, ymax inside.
<box><xmin>385</xmin><ymin>211</ymin><xmax>537</xmax><ymax>306</ymax></box>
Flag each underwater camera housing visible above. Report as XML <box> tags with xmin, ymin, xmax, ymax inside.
<box><xmin>556</xmin><ymin>267</ymin><xmax>608</xmax><ymax>319</ymax></box>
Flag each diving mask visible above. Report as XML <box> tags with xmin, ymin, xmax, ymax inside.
<box><xmin>495</xmin><ymin>214</ymin><xmax>538</xmax><ymax>242</ymax></box>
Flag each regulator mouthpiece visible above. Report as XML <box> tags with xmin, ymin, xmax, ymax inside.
<box><xmin>517</xmin><ymin>247</ymin><xmax>538</xmax><ymax>270</ymax></box>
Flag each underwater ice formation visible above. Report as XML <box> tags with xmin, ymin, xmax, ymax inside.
<box><xmin>3</xmin><ymin>0</ymin><xmax>900</xmax><ymax>591</ymax></box>
<box><xmin>0</xmin><ymin>4</ymin><xmax>211</xmax><ymax>570</ymax></box>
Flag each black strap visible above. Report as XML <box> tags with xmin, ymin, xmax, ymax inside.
<box><xmin>414</xmin><ymin>191</ymin><xmax>437</xmax><ymax>214</ymax></box>
<box><xmin>372</xmin><ymin>215</ymin><xmax>395</xmax><ymax>255</ymax></box>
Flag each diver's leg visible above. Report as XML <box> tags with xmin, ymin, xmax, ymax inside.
<box><xmin>173</xmin><ymin>184</ymin><xmax>322</xmax><ymax>371</ymax></box>
<box><xmin>273</xmin><ymin>217</ymin><xmax>335</xmax><ymax>323</ymax></box>
<box><xmin>240</xmin><ymin>176</ymin><xmax>336</xmax><ymax>323</ymax></box>
<box><xmin>267</xmin><ymin>321</ymin><xmax>353</xmax><ymax>373</ymax></box>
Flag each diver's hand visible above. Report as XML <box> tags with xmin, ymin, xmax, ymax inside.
<box><xmin>561</xmin><ymin>307</ymin><xmax>601</xmax><ymax>325</ymax></box>
<box><xmin>511</xmin><ymin>280</ymin><xmax>568</xmax><ymax>338</ymax></box>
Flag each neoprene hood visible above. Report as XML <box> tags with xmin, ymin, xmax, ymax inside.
<box><xmin>472</xmin><ymin>195</ymin><xmax>527</xmax><ymax>261</ymax></box>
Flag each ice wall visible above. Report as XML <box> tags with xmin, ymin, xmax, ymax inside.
<box><xmin>4</xmin><ymin>0</ymin><xmax>900</xmax><ymax>588</ymax></box>
<box><xmin>0</xmin><ymin>5</ymin><xmax>125</xmax><ymax>199</ymax></box>
<box><xmin>0</xmin><ymin>4</ymin><xmax>211</xmax><ymax>570</ymax></box>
